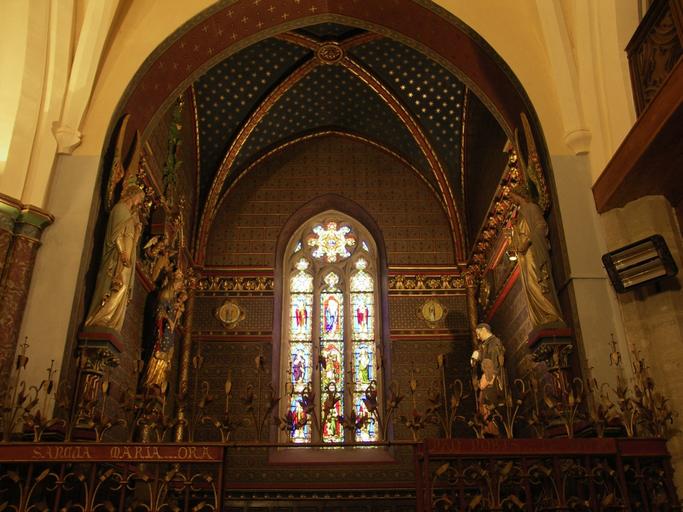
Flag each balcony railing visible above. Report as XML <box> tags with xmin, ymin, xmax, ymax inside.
<box><xmin>627</xmin><ymin>0</ymin><xmax>683</xmax><ymax>115</ymax></box>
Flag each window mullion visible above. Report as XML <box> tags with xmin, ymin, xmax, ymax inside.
<box><xmin>312</xmin><ymin>272</ymin><xmax>321</xmax><ymax>443</ymax></box>
<box><xmin>343</xmin><ymin>273</ymin><xmax>351</xmax><ymax>443</ymax></box>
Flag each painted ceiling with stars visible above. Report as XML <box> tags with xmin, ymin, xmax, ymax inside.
<box><xmin>191</xmin><ymin>22</ymin><xmax>504</xmax><ymax>245</ymax></box>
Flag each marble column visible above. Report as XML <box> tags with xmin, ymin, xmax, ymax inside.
<box><xmin>0</xmin><ymin>194</ymin><xmax>54</xmax><ymax>388</ymax></box>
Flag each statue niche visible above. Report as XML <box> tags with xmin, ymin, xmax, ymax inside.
<box><xmin>139</xmin><ymin>205</ymin><xmax>188</xmax><ymax>394</ymax></box>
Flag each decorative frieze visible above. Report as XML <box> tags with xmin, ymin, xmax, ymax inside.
<box><xmin>196</xmin><ymin>275</ymin><xmax>274</xmax><ymax>293</ymax></box>
<box><xmin>388</xmin><ymin>273</ymin><xmax>464</xmax><ymax>292</ymax></box>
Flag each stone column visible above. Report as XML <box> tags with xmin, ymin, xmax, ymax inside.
<box><xmin>0</xmin><ymin>194</ymin><xmax>54</xmax><ymax>388</ymax></box>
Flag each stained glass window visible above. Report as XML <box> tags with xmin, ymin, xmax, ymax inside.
<box><xmin>350</xmin><ymin>258</ymin><xmax>378</xmax><ymax>442</ymax></box>
<box><xmin>290</xmin><ymin>258</ymin><xmax>313</xmax><ymax>292</ymax></box>
<box><xmin>283</xmin><ymin>215</ymin><xmax>381</xmax><ymax>445</ymax></box>
<box><xmin>288</xmin><ymin>343</ymin><xmax>312</xmax><ymax>443</ymax></box>
<box><xmin>287</xmin><ymin>259</ymin><xmax>313</xmax><ymax>441</ymax></box>
<box><xmin>289</xmin><ymin>294</ymin><xmax>312</xmax><ymax>341</ymax></box>
<box><xmin>320</xmin><ymin>273</ymin><xmax>343</xmax><ymax>341</ymax></box>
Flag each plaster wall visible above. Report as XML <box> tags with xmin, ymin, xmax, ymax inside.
<box><xmin>77</xmin><ymin>1</ymin><xmax>213</xmax><ymax>158</ymax></box>
<box><xmin>17</xmin><ymin>154</ymin><xmax>99</xmax><ymax>395</ymax></box>
<box><xmin>437</xmin><ymin>0</ymin><xmax>639</xmax><ymax>181</ymax></box>
<box><xmin>434</xmin><ymin>0</ymin><xmax>566</xmax><ymax>155</ymax></box>
<box><xmin>0</xmin><ymin>1</ymin><xmax>30</xmax><ymax>176</ymax></box>
<box><xmin>550</xmin><ymin>153</ymin><xmax>629</xmax><ymax>384</ymax></box>
<box><xmin>0</xmin><ymin>1</ymin><xmax>49</xmax><ymax>199</ymax></box>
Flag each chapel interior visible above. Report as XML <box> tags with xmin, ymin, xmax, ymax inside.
<box><xmin>1</xmin><ymin>0</ymin><xmax>682</xmax><ymax>510</ymax></box>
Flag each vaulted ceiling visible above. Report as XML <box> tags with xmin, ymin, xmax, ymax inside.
<box><xmin>194</xmin><ymin>23</ymin><xmax>468</xmax><ymax>201</ymax></box>
<box><xmin>185</xmin><ymin>22</ymin><xmax>505</xmax><ymax>263</ymax></box>
<box><xmin>117</xmin><ymin>0</ymin><xmax>540</xmax><ymax>267</ymax></box>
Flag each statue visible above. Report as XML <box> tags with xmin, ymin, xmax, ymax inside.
<box><xmin>478</xmin><ymin>359</ymin><xmax>502</xmax><ymax>436</ymax></box>
<box><xmin>471</xmin><ymin>323</ymin><xmax>505</xmax><ymax>436</ymax></box>
<box><xmin>143</xmin><ymin>235</ymin><xmax>177</xmax><ymax>283</ymax></box>
<box><xmin>508</xmin><ymin>189</ymin><xmax>565</xmax><ymax>329</ymax></box>
<box><xmin>142</xmin><ymin>269</ymin><xmax>187</xmax><ymax>391</ymax></box>
<box><xmin>85</xmin><ymin>184</ymin><xmax>145</xmax><ymax>331</ymax></box>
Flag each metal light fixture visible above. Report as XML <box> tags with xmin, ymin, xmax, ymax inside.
<box><xmin>602</xmin><ymin>235</ymin><xmax>678</xmax><ymax>293</ymax></box>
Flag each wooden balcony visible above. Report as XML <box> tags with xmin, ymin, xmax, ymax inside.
<box><xmin>593</xmin><ymin>0</ymin><xmax>683</xmax><ymax>217</ymax></box>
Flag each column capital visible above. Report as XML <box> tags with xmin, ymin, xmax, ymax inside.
<box><xmin>16</xmin><ymin>205</ymin><xmax>55</xmax><ymax>241</ymax></box>
<box><xmin>0</xmin><ymin>193</ymin><xmax>54</xmax><ymax>239</ymax></box>
<box><xmin>0</xmin><ymin>193</ymin><xmax>23</xmax><ymax>232</ymax></box>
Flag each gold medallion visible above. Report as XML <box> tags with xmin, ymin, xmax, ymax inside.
<box><xmin>215</xmin><ymin>300</ymin><xmax>245</xmax><ymax>329</ymax></box>
<box><xmin>419</xmin><ymin>299</ymin><xmax>446</xmax><ymax>326</ymax></box>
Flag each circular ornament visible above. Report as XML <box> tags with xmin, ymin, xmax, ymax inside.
<box><xmin>316</xmin><ymin>43</ymin><xmax>344</xmax><ymax>64</ymax></box>
<box><xmin>215</xmin><ymin>300</ymin><xmax>245</xmax><ymax>328</ymax></box>
<box><xmin>419</xmin><ymin>299</ymin><xmax>446</xmax><ymax>326</ymax></box>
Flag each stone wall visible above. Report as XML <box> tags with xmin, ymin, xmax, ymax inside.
<box><xmin>601</xmin><ymin>195</ymin><xmax>683</xmax><ymax>490</ymax></box>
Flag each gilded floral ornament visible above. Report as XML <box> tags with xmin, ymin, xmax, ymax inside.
<box><xmin>389</xmin><ymin>273</ymin><xmax>464</xmax><ymax>291</ymax></box>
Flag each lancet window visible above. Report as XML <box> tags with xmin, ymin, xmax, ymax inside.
<box><xmin>282</xmin><ymin>214</ymin><xmax>381</xmax><ymax>444</ymax></box>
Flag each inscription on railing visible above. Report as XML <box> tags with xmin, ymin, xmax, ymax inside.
<box><xmin>425</xmin><ymin>437</ymin><xmax>618</xmax><ymax>456</ymax></box>
<box><xmin>0</xmin><ymin>444</ymin><xmax>222</xmax><ymax>463</ymax></box>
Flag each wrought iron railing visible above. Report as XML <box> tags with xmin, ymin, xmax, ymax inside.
<box><xmin>0</xmin><ymin>337</ymin><xmax>680</xmax><ymax>510</ymax></box>
<box><xmin>0</xmin><ymin>443</ymin><xmax>224</xmax><ymax>512</ymax></box>
<box><xmin>420</xmin><ymin>438</ymin><xmax>678</xmax><ymax>511</ymax></box>
<box><xmin>0</xmin><ymin>439</ymin><xmax>679</xmax><ymax>511</ymax></box>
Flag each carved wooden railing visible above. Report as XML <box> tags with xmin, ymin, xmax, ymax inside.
<box><xmin>627</xmin><ymin>0</ymin><xmax>683</xmax><ymax>114</ymax></box>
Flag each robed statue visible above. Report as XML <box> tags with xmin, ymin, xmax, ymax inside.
<box><xmin>508</xmin><ymin>189</ymin><xmax>565</xmax><ymax>329</ymax></box>
<box><xmin>85</xmin><ymin>184</ymin><xmax>145</xmax><ymax>331</ymax></box>
<box><xmin>142</xmin><ymin>269</ymin><xmax>187</xmax><ymax>391</ymax></box>
<box><xmin>470</xmin><ymin>323</ymin><xmax>505</xmax><ymax>436</ymax></box>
